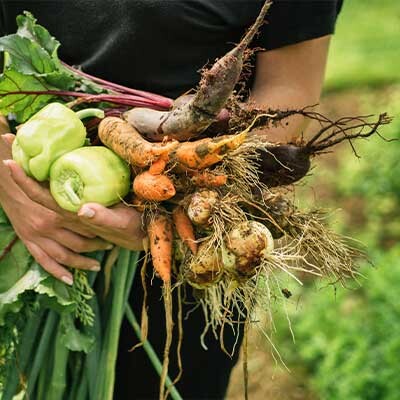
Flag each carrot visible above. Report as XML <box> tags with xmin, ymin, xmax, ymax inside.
<box><xmin>98</xmin><ymin>117</ymin><xmax>178</xmax><ymax>168</ymax></box>
<box><xmin>133</xmin><ymin>171</ymin><xmax>176</xmax><ymax>201</ymax></box>
<box><xmin>149</xmin><ymin>157</ymin><xmax>168</xmax><ymax>175</ymax></box>
<box><xmin>147</xmin><ymin>211</ymin><xmax>174</xmax><ymax>400</ymax></box>
<box><xmin>172</xmin><ymin>206</ymin><xmax>198</xmax><ymax>254</ymax></box>
<box><xmin>172</xmin><ymin>131</ymin><xmax>247</xmax><ymax>171</ymax></box>
<box><xmin>124</xmin><ymin>1</ymin><xmax>272</xmax><ymax>141</ymax></box>
<box><xmin>147</xmin><ymin>212</ymin><xmax>173</xmax><ymax>283</ymax></box>
<box><xmin>190</xmin><ymin>170</ymin><xmax>228</xmax><ymax>188</ymax></box>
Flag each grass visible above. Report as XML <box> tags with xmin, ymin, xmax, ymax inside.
<box><xmin>324</xmin><ymin>0</ymin><xmax>400</xmax><ymax>91</ymax></box>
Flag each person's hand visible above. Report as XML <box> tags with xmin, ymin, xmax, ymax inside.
<box><xmin>1</xmin><ymin>134</ymin><xmax>146</xmax><ymax>285</ymax></box>
<box><xmin>5</xmin><ymin>159</ymin><xmax>146</xmax><ymax>250</ymax></box>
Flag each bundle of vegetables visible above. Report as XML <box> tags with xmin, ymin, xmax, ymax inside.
<box><xmin>0</xmin><ymin>2</ymin><xmax>393</xmax><ymax>399</ymax></box>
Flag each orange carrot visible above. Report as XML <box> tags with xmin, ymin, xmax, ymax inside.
<box><xmin>172</xmin><ymin>206</ymin><xmax>198</xmax><ymax>254</ymax></box>
<box><xmin>190</xmin><ymin>170</ymin><xmax>228</xmax><ymax>187</ymax></box>
<box><xmin>172</xmin><ymin>131</ymin><xmax>247</xmax><ymax>171</ymax></box>
<box><xmin>133</xmin><ymin>172</ymin><xmax>176</xmax><ymax>201</ymax></box>
<box><xmin>98</xmin><ymin>117</ymin><xmax>178</xmax><ymax>168</ymax></box>
<box><xmin>147</xmin><ymin>212</ymin><xmax>173</xmax><ymax>282</ymax></box>
<box><xmin>149</xmin><ymin>157</ymin><xmax>168</xmax><ymax>175</ymax></box>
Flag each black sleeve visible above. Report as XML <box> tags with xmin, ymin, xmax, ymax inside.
<box><xmin>254</xmin><ymin>0</ymin><xmax>344</xmax><ymax>50</ymax></box>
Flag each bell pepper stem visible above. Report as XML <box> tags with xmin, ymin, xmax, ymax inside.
<box><xmin>75</xmin><ymin>108</ymin><xmax>105</xmax><ymax>120</ymax></box>
<box><xmin>64</xmin><ymin>178</ymin><xmax>82</xmax><ymax>206</ymax></box>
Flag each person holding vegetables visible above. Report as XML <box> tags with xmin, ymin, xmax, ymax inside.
<box><xmin>0</xmin><ymin>0</ymin><xmax>343</xmax><ymax>398</ymax></box>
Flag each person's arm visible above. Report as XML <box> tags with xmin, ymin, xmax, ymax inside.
<box><xmin>249</xmin><ymin>35</ymin><xmax>331</xmax><ymax>142</ymax></box>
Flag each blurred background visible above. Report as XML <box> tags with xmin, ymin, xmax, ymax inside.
<box><xmin>228</xmin><ymin>0</ymin><xmax>400</xmax><ymax>398</ymax></box>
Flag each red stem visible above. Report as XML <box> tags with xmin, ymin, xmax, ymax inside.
<box><xmin>0</xmin><ymin>90</ymin><xmax>170</xmax><ymax>110</ymax></box>
<box><xmin>62</xmin><ymin>62</ymin><xmax>173</xmax><ymax>108</ymax></box>
<box><xmin>0</xmin><ymin>235</ymin><xmax>18</xmax><ymax>263</ymax></box>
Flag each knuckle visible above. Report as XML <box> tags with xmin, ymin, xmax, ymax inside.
<box><xmin>73</xmin><ymin>240</ymin><xmax>89</xmax><ymax>253</ymax></box>
<box><xmin>31</xmin><ymin>217</ymin><xmax>47</xmax><ymax>232</ymax></box>
<box><xmin>51</xmin><ymin>248</ymin><xmax>68</xmax><ymax>264</ymax></box>
<box><xmin>29</xmin><ymin>185</ymin><xmax>42</xmax><ymax>202</ymax></box>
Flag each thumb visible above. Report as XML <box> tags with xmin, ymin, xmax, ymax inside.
<box><xmin>78</xmin><ymin>203</ymin><xmax>129</xmax><ymax>230</ymax></box>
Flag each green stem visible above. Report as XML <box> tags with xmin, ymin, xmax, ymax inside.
<box><xmin>2</xmin><ymin>309</ymin><xmax>45</xmax><ymax>400</ymax></box>
<box><xmin>64</xmin><ymin>178</ymin><xmax>82</xmax><ymax>206</ymax></box>
<box><xmin>74</xmin><ymin>370</ymin><xmax>89</xmax><ymax>400</ymax></box>
<box><xmin>86</xmin><ymin>297</ymin><xmax>102</xmax><ymax>400</ymax></box>
<box><xmin>93</xmin><ymin>249</ymin><xmax>136</xmax><ymax>400</ymax></box>
<box><xmin>75</xmin><ymin>108</ymin><xmax>105</xmax><ymax>120</ymax></box>
<box><xmin>46</xmin><ymin>327</ymin><xmax>69</xmax><ymax>400</ymax></box>
<box><xmin>26</xmin><ymin>312</ymin><xmax>59</xmax><ymax>397</ymax></box>
<box><xmin>125</xmin><ymin>306</ymin><xmax>183</xmax><ymax>400</ymax></box>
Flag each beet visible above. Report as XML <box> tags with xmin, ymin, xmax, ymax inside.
<box><xmin>256</xmin><ymin>145</ymin><xmax>311</xmax><ymax>186</ymax></box>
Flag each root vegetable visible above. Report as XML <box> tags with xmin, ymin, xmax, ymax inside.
<box><xmin>133</xmin><ymin>172</ymin><xmax>176</xmax><ymax>202</ymax></box>
<box><xmin>224</xmin><ymin>221</ymin><xmax>274</xmax><ymax>277</ymax></box>
<box><xmin>190</xmin><ymin>171</ymin><xmax>228</xmax><ymax>188</ymax></box>
<box><xmin>186</xmin><ymin>243</ymin><xmax>223</xmax><ymax>288</ymax></box>
<box><xmin>254</xmin><ymin>112</ymin><xmax>392</xmax><ymax>187</ymax></box>
<box><xmin>257</xmin><ymin>145</ymin><xmax>311</xmax><ymax>187</ymax></box>
<box><xmin>98</xmin><ymin>117</ymin><xmax>178</xmax><ymax>168</ymax></box>
<box><xmin>187</xmin><ymin>190</ymin><xmax>219</xmax><ymax>226</ymax></box>
<box><xmin>172</xmin><ymin>131</ymin><xmax>247</xmax><ymax>171</ymax></box>
<box><xmin>172</xmin><ymin>207</ymin><xmax>197</xmax><ymax>254</ymax></box>
<box><xmin>148</xmin><ymin>212</ymin><xmax>173</xmax><ymax>283</ymax></box>
<box><xmin>133</xmin><ymin>156</ymin><xmax>176</xmax><ymax>201</ymax></box>
<box><xmin>124</xmin><ymin>1</ymin><xmax>272</xmax><ymax>141</ymax></box>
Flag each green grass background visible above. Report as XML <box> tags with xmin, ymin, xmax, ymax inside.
<box><xmin>270</xmin><ymin>1</ymin><xmax>400</xmax><ymax>399</ymax></box>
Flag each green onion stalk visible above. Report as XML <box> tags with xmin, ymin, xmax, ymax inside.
<box><xmin>93</xmin><ymin>249</ymin><xmax>139</xmax><ymax>400</ymax></box>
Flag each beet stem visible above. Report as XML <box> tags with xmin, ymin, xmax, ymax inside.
<box><xmin>0</xmin><ymin>90</ymin><xmax>169</xmax><ymax>110</ymax></box>
<box><xmin>62</xmin><ymin>62</ymin><xmax>173</xmax><ymax>108</ymax></box>
<box><xmin>0</xmin><ymin>235</ymin><xmax>18</xmax><ymax>263</ymax></box>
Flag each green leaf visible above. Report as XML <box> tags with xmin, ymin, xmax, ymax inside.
<box><xmin>16</xmin><ymin>12</ymin><xmax>60</xmax><ymax>60</ymax></box>
<box><xmin>0</xmin><ymin>263</ymin><xmax>46</xmax><ymax>325</ymax></box>
<box><xmin>0</xmin><ymin>69</ymin><xmax>54</xmax><ymax>122</ymax></box>
<box><xmin>0</xmin><ymin>207</ymin><xmax>10</xmax><ymax>225</ymax></box>
<box><xmin>60</xmin><ymin>313</ymin><xmax>95</xmax><ymax>353</ymax></box>
<box><xmin>0</xmin><ymin>238</ymin><xmax>31</xmax><ymax>293</ymax></box>
<box><xmin>37</xmin><ymin>276</ymin><xmax>75</xmax><ymax>313</ymax></box>
<box><xmin>0</xmin><ymin>34</ymin><xmax>57</xmax><ymax>75</ymax></box>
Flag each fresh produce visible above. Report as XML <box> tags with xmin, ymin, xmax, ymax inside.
<box><xmin>187</xmin><ymin>189</ymin><xmax>219</xmax><ymax>226</ymax></box>
<box><xmin>49</xmin><ymin>146</ymin><xmax>131</xmax><ymax>212</ymax></box>
<box><xmin>11</xmin><ymin>102</ymin><xmax>104</xmax><ymax>181</ymax></box>
<box><xmin>0</xmin><ymin>3</ymin><xmax>394</xmax><ymax>400</ymax></box>
<box><xmin>172</xmin><ymin>206</ymin><xmax>197</xmax><ymax>255</ymax></box>
<box><xmin>98</xmin><ymin>117</ymin><xmax>178</xmax><ymax>168</ymax></box>
<box><xmin>224</xmin><ymin>221</ymin><xmax>274</xmax><ymax>277</ymax></box>
<box><xmin>133</xmin><ymin>157</ymin><xmax>176</xmax><ymax>202</ymax></box>
<box><xmin>123</xmin><ymin>1</ymin><xmax>272</xmax><ymax>141</ymax></box>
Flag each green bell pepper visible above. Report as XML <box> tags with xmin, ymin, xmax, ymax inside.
<box><xmin>49</xmin><ymin>146</ymin><xmax>131</xmax><ymax>212</ymax></box>
<box><xmin>12</xmin><ymin>103</ymin><xmax>104</xmax><ymax>181</ymax></box>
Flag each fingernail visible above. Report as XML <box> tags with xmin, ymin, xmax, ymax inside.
<box><xmin>79</xmin><ymin>206</ymin><xmax>95</xmax><ymax>218</ymax></box>
<box><xmin>106</xmin><ymin>244</ymin><xmax>114</xmax><ymax>250</ymax></box>
<box><xmin>61</xmin><ymin>275</ymin><xmax>74</xmax><ymax>286</ymax></box>
<box><xmin>90</xmin><ymin>264</ymin><xmax>101</xmax><ymax>272</ymax></box>
<box><xmin>2</xmin><ymin>159</ymin><xmax>12</xmax><ymax>167</ymax></box>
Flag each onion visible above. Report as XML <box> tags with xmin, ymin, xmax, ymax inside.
<box><xmin>187</xmin><ymin>189</ymin><xmax>219</xmax><ymax>226</ymax></box>
<box><xmin>225</xmin><ymin>221</ymin><xmax>274</xmax><ymax>277</ymax></box>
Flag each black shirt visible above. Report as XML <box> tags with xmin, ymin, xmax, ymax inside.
<box><xmin>1</xmin><ymin>0</ymin><xmax>343</xmax><ymax>98</ymax></box>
